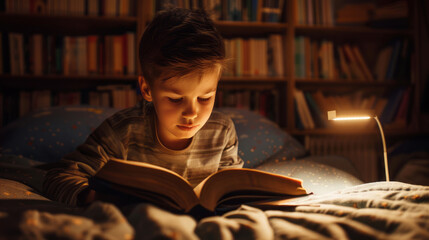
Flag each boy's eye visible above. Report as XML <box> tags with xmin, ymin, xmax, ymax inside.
<box><xmin>168</xmin><ymin>97</ymin><xmax>182</xmax><ymax>103</ymax></box>
<box><xmin>198</xmin><ymin>97</ymin><xmax>211</xmax><ymax>102</ymax></box>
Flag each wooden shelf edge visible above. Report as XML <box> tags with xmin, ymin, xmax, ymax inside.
<box><xmin>288</xmin><ymin>128</ymin><xmax>424</xmax><ymax>136</ymax></box>
<box><xmin>0</xmin><ymin>12</ymin><xmax>137</xmax><ymax>22</ymax></box>
<box><xmin>0</xmin><ymin>74</ymin><xmax>138</xmax><ymax>89</ymax></box>
<box><xmin>295</xmin><ymin>78</ymin><xmax>412</xmax><ymax>88</ymax></box>
<box><xmin>295</xmin><ymin>24</ymin><xmax>413</xmax><ymax>36</ymax></box>
<box><xmin>221</xmin><ymin>76</ymin><xmax>289</xmax><ymax>82</ymax></box>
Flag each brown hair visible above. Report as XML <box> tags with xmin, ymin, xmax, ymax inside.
<box><xmin>139</xmin><ymin>7</ymin><xmax>226</xmax><ymax>86</ymax></box>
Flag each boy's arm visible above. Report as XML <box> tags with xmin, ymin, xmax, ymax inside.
<box><xmin>218</xmin><ymin>118</ymin><xmax>244</xmax><ymax>169</ymax></box>
<box><xmin>43</xmin><ymin>119</ymin><xmax>124</xmax><ymax>206</ymax></box>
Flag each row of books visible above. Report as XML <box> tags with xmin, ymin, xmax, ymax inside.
<box><xmin>1</xmin><ymin>32</ymin><xmax>136</xmax><ymax>76</ymax></box>
<box><xmin>295</xmin><ymin>0</ymin><xmax>334</xmax><ymax>26</ymax></box>
<box><xmin>336</xmin><ymin>0</ymin><xmax>408</xmax><ymax>28</ymax></box>
<box><xmin>294</xmin><ymin>36</ymin><xmax>411</xmax><ymax>82</ymax></box>
<box><xmin>153</xmin><ymin>0</ymin><xmax>285</xmax><ymax>22</ymax></box>
<box><xmin>1</xmin><ymin>85</ymin><xmax>137</xmax><ymax>126</ymax></box>
<box><xmin>294</xmin><ymin>88</ymin><xmax>412</xmax><ymax>130</ymax></box>
<box><xmin>296</xmin><ymin>0</ymin><xmax>408</xmax><ymax>27</ymax></box>
<box><xmin>215</xmin><ymin>89</ymin><xmax>279</xmax><ymax>122</ymax></box>
<box><xmin>1</xmin><ymin>0</ymin><xmax>136</xmax><ymax>16</ymax></box>
<box><xmin>223</xmin><ymin>35</ymin><xmax>284</xmax><ymax>77</ymax></box>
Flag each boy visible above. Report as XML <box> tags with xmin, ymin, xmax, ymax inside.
<box><xmin>43</xmin><ymin>7</ymin><xmax>243</xmax><ymax>207</ymax></box>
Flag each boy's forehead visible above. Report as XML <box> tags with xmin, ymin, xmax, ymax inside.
<box><xmin>158</xmin><ymin>69</ymin><xmax>220</xmax><ymax>94</ymax></box>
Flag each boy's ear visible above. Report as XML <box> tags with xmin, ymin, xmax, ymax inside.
<box><xmin>138</xmin><ymin>76</ymin><xmax>152</xmax><ymax>102</ymax></box>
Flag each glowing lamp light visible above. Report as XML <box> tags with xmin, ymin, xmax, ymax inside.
<box><xmin>327</xmin><ymin>110</ymin><xmax>390</xmax><ymax>182</ymax></box>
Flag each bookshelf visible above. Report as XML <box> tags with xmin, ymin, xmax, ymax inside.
<box><xmin>0</xmin><ymin>0</ymin><xmax>144</xmax><ymax>126</ymax></box>
<box><xmin>0</xmin><ymin>0</ymin><xmax>427</xmax><ymax>177</ymax></box>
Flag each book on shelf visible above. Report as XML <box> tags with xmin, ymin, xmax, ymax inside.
<box><xmin>342</xmin><ymin>44</ymin><xmax>368</xmax><ymax>82</ymax></box>
<box><xmin>295</xmin><ymin>0</ymin><xmax>334</xmax><ymax>25</ymax></box>
<box><xmin>392</xmin><ymin>87</ymin><xmax>411</xmax><ymax>127</ymax></box>
<box><xmin>95</xmin><ymin>84</ymin><xmax>137</xmax><ymax>109</ymax></box>
<box><xmin>224</xmin><ymin>36</ymin><xmax>280</xmax><ymax>77</ymax></box>
<box><xmin>261</xmin><ymin>0</ymin><xmax>285</xmax><ymax>22</ymax></box>
<box><xmin>0</xmin><ymin>33</ymin><xmax>3</xmax><ymax>75</ymax></box>
<box><xmin>294</xmin><ymin>90</ymin><xmax>315</xmax><ymax>129</ymax></box>
<box><xmin>4</xmin><ymin>0</ymin><xmax>136</xmax><ymax>16</ymax></box>
<box><xmin>369</xmin><ymin>0</ymin><xmax>408</xmax><ymax>28</ymax></box>
<box><xmin>374</xmin><ymin>45</ymin><xmax>393</xmax><ymax>82</ymax></box>
<box><xmin>385</xmin><ymin>39</ymin><xmax>402</xmax><ymax>81</ymax></box>
<box><xmin>304</xmin><ymin>92</ymin><xmax>328</xmax><ymax>128</ymax></box>
<box><xmin>337</xmin><ymin>46</ymin><xmax>352</xmax><ymax>80</ymax></box>
<box><xmin>335</xmin><ymin>3</ymin><xmax>375</xmax><ymax>26</ymax></box>
<box><xmin>351</xmin><ymin>45</ymin><xmax>374</xmax><ymax>82</ymax></box>
<box><xmin>380</xmin><ymin>88</ymin><xmax>405</xmax><ymax>124</ymax></box>
<box><xmin>153</xmin><ymin>0</ymin><xmax>284</xmax><ymax>22</ymax></box>
<box><xmin>215</xmin><ymin>89</ymin><xmax>279</xmax><ymax>123</ymax></box>
<box><xmin>90</xmin><ymin>158</ymin><xmax>309</xmax><ymax>214</ymax></box>
<box><xmin>294</xmin><ymin>36</ymin><xmax>305</xmax><ymax>78</ymax></box>
<box><xmin>3</xmin><ymin>32</ymin><xmax>136</xmax><ymax>76</ymax></box>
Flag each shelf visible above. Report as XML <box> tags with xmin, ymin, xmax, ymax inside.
<box><xmin>215</xmin><ymin>21</ymin><xmax>287</xmax><ymax>37</ymax></box>
<box><xmin>221</xmin><ymin>76</ymin><xmax>289</xmax><ymax>82</ymax></box>
<box><xmin>295</xmin><ymin>78</ymin><xmax>411</xmax><ymax>90</ymax></box>
<box><xmin>0</xmin><ymin>74</ymin><xmax>138</xmax><ymax>89</ymax></box>
<box><xmin>0</xmin><ymin>13</ymin><xmax>137</xmax><ymax>35</ymax></box>
<box><xmin>295</xmin><ymin>25</ymin><xmax>413</xmax><ymax>38</ymax></box>
<box><xmin>289</xmin><ymin>128</ymin><xmax>422</xmax><ymax>136</ymax></box>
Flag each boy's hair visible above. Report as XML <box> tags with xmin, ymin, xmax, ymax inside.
<box><xmin>139</xmin><ymin>7</ymin><xmax>226</xmax><ymax>86</ymax></box>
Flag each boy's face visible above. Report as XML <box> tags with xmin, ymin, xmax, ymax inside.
<box><xmin>140</xmin><ymin>66</ymin><xmax>220</xmax><ymax>150</ymax></box>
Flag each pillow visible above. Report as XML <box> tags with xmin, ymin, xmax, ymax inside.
<box><xmin>256</xmin><ymin>154</ymin><xmax>363</xmax><ymax>195</ymax></box>
<box><xmin>0</xmin><ymin>106</ymin><xmax>118</xmax><ymax>163</ymax></box>
<box><xmin>216</xmin><ymin>108</ymin><xmax>306</xmax><ymax>168</ymax></box>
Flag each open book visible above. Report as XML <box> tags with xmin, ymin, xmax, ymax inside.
<box><xmin>90</xmin><ymin>158</ymin><xmax>308</xmax><ymax>213</ymax></box>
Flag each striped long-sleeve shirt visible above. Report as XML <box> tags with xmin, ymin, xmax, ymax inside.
<box><xmin>43</xmin><ymin>102</ymin><xmax>243</xmax><ymax>206</ymax></box>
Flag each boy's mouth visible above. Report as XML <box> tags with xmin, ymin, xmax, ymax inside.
<box><xmin>177</xmin><ymin>125</ymin><xmax>199</xmax><ymax>131</ymax></box>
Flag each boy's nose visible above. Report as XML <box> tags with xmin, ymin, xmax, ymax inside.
<box><xmin>182</xmin><ymin>102</ymin><xmax>197</xmax><ymax>120</ymax></box>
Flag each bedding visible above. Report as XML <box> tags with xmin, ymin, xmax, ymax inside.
<box><xmin>1</xmin><ymin>163</ymin><xmax>428</xmax><ymax>239</ymax></box>
<box><xmin>1</xmin><ymin>105</ymin><xmax>428</xmax><ymax>239</ymax></box>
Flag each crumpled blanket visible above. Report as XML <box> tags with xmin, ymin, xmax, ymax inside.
<box><xmin>16</xmin><ymin>181</ymin><xmax>429</xmax><ymax>240</ymax></box>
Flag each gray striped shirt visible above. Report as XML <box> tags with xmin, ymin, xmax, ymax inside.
<box><xmin>43</xmin><ymin>101</ymin><xmax>243</xmax><ymax>206</ymax></box>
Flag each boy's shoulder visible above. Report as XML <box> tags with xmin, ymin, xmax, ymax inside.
<box><xmin>206</xmin><ymin>110</ymin><xmax>234</xmax><ymax>129</ymax></box>
<box><xmin>105</xmin><ymin>103</ymin><xmax>151</xmax><ymax>128</ymax></box>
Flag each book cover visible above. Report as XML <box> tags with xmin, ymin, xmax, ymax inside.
<box><xmin>294</xmin><ymin>90</ymin><xmax>315</xmax><ymax>129</ymax></box>
<box><xmin>337</xmin><ymin>46</ymin><xmax>352</xmax><ymax>80</ymax></box>
<box><xmin>385</xmin><ymin>40</ymin><xmax>402</xmax><ymax>81</ymax></box>
<box><xmin>343</xmin><ymin>44</ymin><xmax>366</xmax><ymax>81</ymax></box>
<box><xmin>374</xmin><ymin>45</ymin><xmax>393</xmax><ymax>82</ymax></box>
<box><xmin>392</xmin><ymin>87</ymin><xmax>411</xmax><ymax>126</ymax></box>
<box><xmin>90</xmin><ymin>158</ymin><xmax>308</xmax><ymax>215</ymax></box>
<box><xmin>352</xmin><ymin>45</ymin><xmax>374</xmax><ymax>82</ymax></box>
<box><xmin>380</xmin><ymin>88</ymin><xmax>405</xmax><ymax>124</ymax></box>
<box><xmin>304</xmin><ymin>91</ymin><xmax>328</xmax><ymax>128</ymax></box>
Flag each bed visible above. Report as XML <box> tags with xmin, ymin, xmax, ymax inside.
<box><xmin>0</xmin><ymin>106</ymin><xmax>428</xmax><ymax>239</ymax></box>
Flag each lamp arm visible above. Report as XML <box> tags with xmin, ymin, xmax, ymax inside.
<box><xmin>374</xmin><ymin>116</ymin><xmax>390</xmax><ymax>182</ymax></box>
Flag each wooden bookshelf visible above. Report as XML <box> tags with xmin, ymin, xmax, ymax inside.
<box><xmin>0</xmin><ymin>1</ymin><xmax>143</xmax><ymax>125</ymax></box>
<box><xmin>0</xmin><ymin>0</ymin><xmax>425</xmax><ymax>138</ymax></box>
<box><xmin>0</xmin><ymin>74</ymin><xmax>137</xmax><ymax>89</ymax></box>
<box><xmin>0</xmin><ymin>13</ymin><xmax>137</xmax><ymax>35</ymax></box>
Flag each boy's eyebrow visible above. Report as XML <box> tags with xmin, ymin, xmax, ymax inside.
<box><xmin>164</xmin><ymin>87</ymin><xmax>217</xmax><ymax>95</ymax></box>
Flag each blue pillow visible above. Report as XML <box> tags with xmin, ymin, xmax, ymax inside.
<box><xmin>0</xmin><ymin>106</ymin><xmax>118</xmax><ymax>163</ymax></box>
<box><xmin>216</xmin><ymin>108</ymin><xmax>306</xmax><ymax>168</ymax></box>
<box><xmin>256</xmin><ymin>154</ymin><xmax>363</xmax><ymax>195</ymax></box>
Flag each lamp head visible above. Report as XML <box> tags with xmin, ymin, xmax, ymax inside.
<box><xmin>327</xmin><ymin>110</ymin><xmax>374</xmax><ymax>121</ymax></box>
<box><xmin>327</xmin><ymin>110</ymin><xmax>390</xmax><ymax>182</ymax></box>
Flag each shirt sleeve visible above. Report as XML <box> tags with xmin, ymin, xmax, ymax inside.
<box><xmin>42</xmin><ymin>119</ymin><xmax>124</xmax><ymax>206</ymax></box>
<box><xmin>218</xmin><ymin>117</ymin><xmax>244</xmax><ymax>169</ymax></box>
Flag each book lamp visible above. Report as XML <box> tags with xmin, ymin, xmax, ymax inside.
<box><xmin>327</xmin><ymin>110</ymin><xmax>390</xmax><ymax>182</ymax></box>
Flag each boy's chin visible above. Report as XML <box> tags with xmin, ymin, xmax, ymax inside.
<box><xmin>174</xmin><ymin>126</ymin><xmax>200</xmax><ymax>138</ymax></box>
